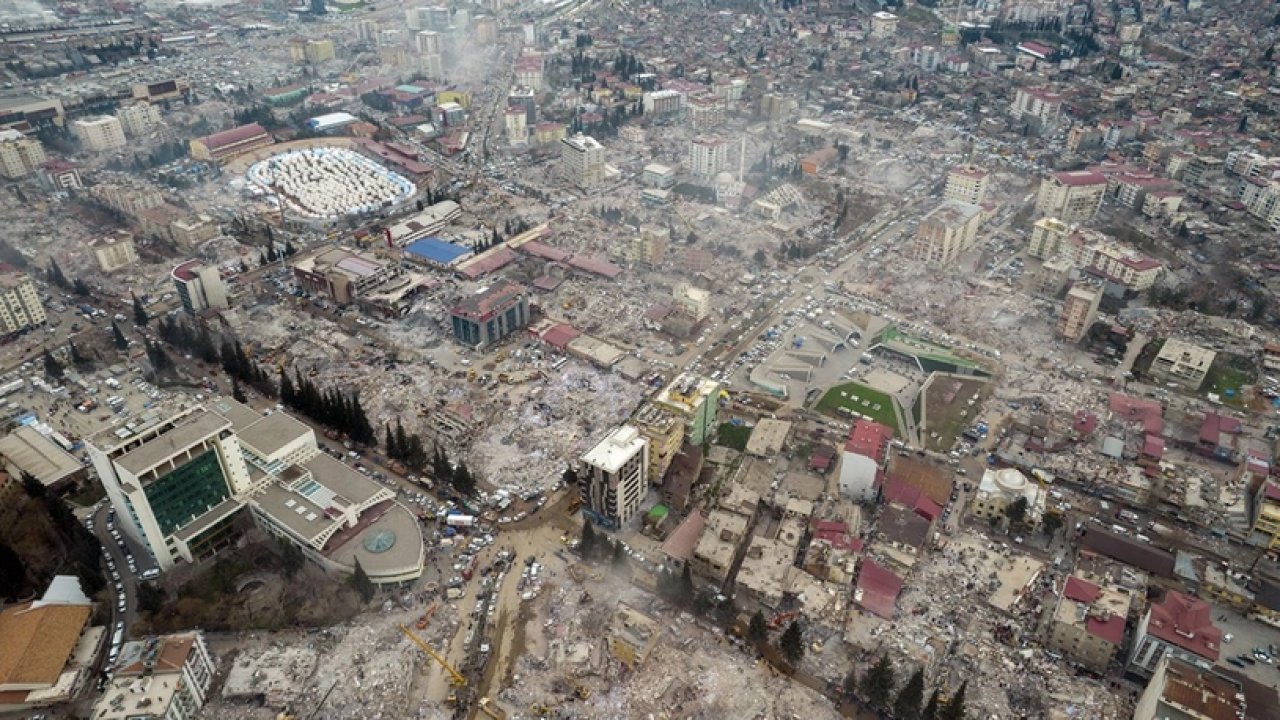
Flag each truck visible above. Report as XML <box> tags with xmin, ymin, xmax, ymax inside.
<box><xmin>446</xmin><ymin>587</ymin><xmax>464</xmax><ymax>599</ymax></box>
<box><xmin>446</xmin><ymin>514</ymin><xmax>476</xmax><ymax>528</ymax></box>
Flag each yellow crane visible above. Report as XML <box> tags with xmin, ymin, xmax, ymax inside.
<box><xmin>398</xmin><ymin>625</ymin><xmax>467</xmax><ymax>688</ymax></box>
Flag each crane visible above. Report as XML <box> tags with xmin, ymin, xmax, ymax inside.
<box><xmin>398</xmin><ymin>625</ymin><xmax>467</xmax><ymax>688</ymax></box>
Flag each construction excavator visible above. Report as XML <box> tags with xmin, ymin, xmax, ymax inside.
<box><xmin>398</xmin><ymin>624</ymin><xmax>467</xmax><ymax>705</ymax></box>
<box><xmin>415</xmin><ymin>602</ymin><xmax>438</xmax><ymax>630</ymax></box>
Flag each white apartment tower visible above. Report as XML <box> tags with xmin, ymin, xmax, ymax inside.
<box><xmin>1057</xmin><ymin>283</ymin><xmax>1102</xmax><ymax>342</ymax></box>
<box><xmin>0</xmin><ymin>269</ymin><xmax>47</xmax><ymax>334</ymax></box>
<box><xmin>579</xmin><ymin>425</ymin><xmax>649</xmax><ymax>529</ymax></box>
<box><xmin>71</xmin><ymin>115</ymin><xmax>127</xmax><ymax>152</ymax></box>
<box><xmin>686</xmin><ymin>136</ymin><xmax>728</xmax><ymax>180</ymax></box>
<box><xmin>944</xmin><ymin>164</ymin><xmax>990</xmax><ymax>206</ymax></box>
<box><xmin>0</xmin><ymin>129</ymin><xmax>46</xmax><ymax>178</ymax></box>
<box><xmin>172</xmin><ymin>260</ymin><xmax>229</xmax><ymax>315</ymax></box>
<box><xmin>560</xmin><ymin>133</ymin><xmax>604</xmax><ymax>190</ymax></box>
<box><xmin>116</xmin><ymin>102</ymin><xmax>162</xmax><ymax>138</ymax></box>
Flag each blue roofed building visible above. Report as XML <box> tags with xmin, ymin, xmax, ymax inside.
<box><xmin>402</xmin><ymin>237</ymin><xmax>474</xmax><ymax>269</ymax></box>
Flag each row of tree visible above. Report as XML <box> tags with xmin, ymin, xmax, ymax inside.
<box><xmin>0</xmin><ymin>475</ymin><xmax>105</xmax><ymax>601</ymax></box>
<box><xmin>279</xmin><ymin>370</ymin><xmax>375</xmax><ymax>446</ymax></box>
<box><xmin>46</xmin><ymin>259</ymin><xmax>92</xmax><ymax>297</ymax></box>
<box><xmin>844</xmin><ymin>653</ymin><xmax>968</xmax><ymax>720</ymax></box>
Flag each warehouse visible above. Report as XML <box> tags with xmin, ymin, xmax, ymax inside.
<box><xmin>0</xmin><ymin>425</ymin><xmax>86</xmax><ymax>492</ymax></box>
<box><xmin>402</xmin><ymin>237</ymin><xmax>474</xmax><ymax>269</ymax></box>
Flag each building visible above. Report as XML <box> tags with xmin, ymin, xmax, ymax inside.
<box><xmin>449</xmin><ymin>280</ymin><xmax>530</xmax><ymax>349</ymax></box>
<box><xmin>969</xmin><ymin>467</ymin><xmax>1045</xmax><ymax>527</ymax></box>
<box><xmin>579</xmin><ymin>425</ymin><xmax>649</xmax><ymax>529</ymax></box>
<box><xmin>1133</xmin><ymin>654</ymin><xmax>1261</xmax><ymax>720</ymax></box>
<box><xmin>608</xmin><ymin>603</ymin><xmax>659</xmax><ymax>669</ymax></box>
<box><xmin>1150</xmin><ymin>338</ymin><xmax>1215</xmax><ymax>390</ymax></box>
<box><xmin>687</xmin><ymin>96</ymin><xmax>725</xmax><ymax>129</ymax></box>
<box><xmin>1251</xmin><ymin>479</ymin><xmax>1280</xmax><ymax>553</ymax></box>
<box><xmin>870</xmin><ymin>11</ymin><xmax>898</xmax><ymax>37</ymax></box>
<box><xmin>415</xmin><ymin>30</ymin><xmax>441</xmax><ymax>55</ymax></box>
<box><xmin>1011</xmin><ymin>86</ymin><xmax>1064</xmax><ymax>127</ymax></box>
<box><xmin>91</xmin><ymin>231</ymin><xmax>139</xmax><ymax>273</ymax></box>
<box><xmin>171</xmin><ymin>260</ymin><xmax>228</xmax><ymax>315</ymax></box>
<box><xmin>686</xmin><ymin>136</ymin><xmax>728</xmax><ymax>180</ymax></box>
<box><xmin>692</xmin><ymin>507</ymin><xmax>751</xmax><ymax>584</ymax></box>
<box><xmin>837</xmin><ymin>419</ymin><xmax>893</xmax><ymax>503</ymax></box>
<box><xmin>385</xmin><ymin>201</ymin><xmax>462</xmax><ymax>246</ymax></box>
<box><xmin>1046</xmin><ymin>574</ymin><xmax>1132</xmax><ymax>672</ymax></box>
<box><xmin>71</xmin><ymin>115</ymin><xmax>126</xmax><ymax>152</ymax></box>
<box><xmin>0</xmin><ymin>268</ymin><xmax>47</xmax><ymax>335</ymax></box>
<box><xmin>1035</xmin><ymin>171</ymin><xmax>1107</xmax><ymax>223</ymax></box>
<box><xmin>912</xmin><ymin>200</ymin><xmax>982</xmax><ymax>265</ymax></box>
<box><xmin>1070</xmin><ymin>237</ymin><xmax>1163</xmax><ymax>291</ymax></box>
<box><xmin>560</xmin><ymin>133</ymin><xmax>605</xmax><ymax>190</ymax></box>
<box><xmin>290</xmin><ymin>38</ymin><xmax>335</xmax><ymax>64</ymax></box>
<box><xmin>1057</xmin><ymin>283</ymin><xmax>1102</xmax><ymax>342</ymax></box>
<box><xmin>0</xmin><ymin>129</ymin><xmax>46</xmax><ymax>178</ymax></box>
<box><xmin>507</xmin><ymin>86</ymin><xmax>537</xmax><ymax>125</ymax></box>
<box><xmin>189</xmin><ymin>123</ymin><xmax>274</xmax><ymax>164</ymax></box>
<box><xmin>504</xmin><ymin>108</ymin><xmax>527</xmax><ymax>146</ymax></box>
<box><xmin>1128</xmin><ymin>590</ymin><xmax>1222</xmax><ymax>676</ymax></box>
<box><xmin>0</xmin><ymin>425</ymin><xmax>85</xmax><ymax>492</ymax></box>
<box><xmin>642</xmin><ymin>163</ymin><xmax>676</xmax><ymax>189</ymax></box>
<box><xmin>115</xmin><ymin>102</ymin><xmax>162</xmax><ymax>138</ymax></box>
<box><xmin>653</xmin><ymin>374</ymin><xmax>721</xmax><ymax>447</ymax></box>
<box><xmin>944</xmin><ymin>165</ymin><xmax>990</xmax><ymax>206</ymax></box>
<box><xmin>514</xmin><ymin>52</ymin><xmax>545</xmax><ymax>90</ymax></box>
<box><xmin>631</xmin><ymin>403</ymin><xmax>683</xmax><ymax>485</ymax></box>
<box><xmin>643</xmin><ymin>89</ymin><xmax>685</xmax><ymax>117</ymax></box>
<box><xmin>0</xmin><ymin>576</ymin><xmax>94</xmax><ymax>712</ymax></box>
<box><xmin>1027</xmin><ymin>216</ymin><xmax>1071</xmax><ymax>259</ymax></box>
<box><xmin>170</xmin><ymin>214</ymin><xmax>220</xmax><ymax>247</ymax></box>
<box><xmin>93</xmin><ymin>632</ymin><xmax>216</xmax><ymax>720</ymax></box>
<box><xmin>295</xmin><ymin>245</ymin><xmax>407</xmax><ymax>304</ymax></box>
<box><xmin>0</xmin><ymin>94</ymin><xmax>65</xmax><ymax>133</ymax></box>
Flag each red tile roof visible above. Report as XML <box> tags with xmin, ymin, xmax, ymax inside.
<box><xmin>1109</xmin><ymin>393</ymin><xmax>1164</xmax><ymax>435</ymax></box>
<box><xmin>845</xmin><ymin>419</ymin><xmax>893</xmax><ymax>463</ymax></box>
<box><xmin>855</xmin><ymin>559</ymin><xmax>903</xmax><ymax>619</ymax></box>
<box><xmin>1063</xmin><ymin>576</ymin><xmax>1101</xmax><ymax>604</ymax></box>
<box><xmin>1148</xmin><ymin>591</ymin><xmax>1221</xmax><ymax>661</ymax></box>
<box><xmin>1087</xmin><ymin>611</ymin><xmax>1126</xmax><ymax>645</ymax></box>
<box><xmin>198</xmin><ymin>122</ymin><xmax>268</xmax><ymax>150</ymax></box>
<box><xmin>1142</xmin><ymin>435</ymin><xmax>1165</xmax><ymax>459</ymax></box>
<box><xmin>540</xmin><ymin>323</ymin><xmax>580</xmax><ymax>350</ymax></box>
<box><xmin>881</xmin><ymin>475</ymin><xmax>942</xmax><ymax>522</ymax></box>
<box><xmin>1053</xmin><ymin>170</ymin><xmax>1106</xmax><ymax>187</ymax></box>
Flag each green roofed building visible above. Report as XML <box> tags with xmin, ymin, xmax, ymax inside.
<box><xmin>869</xmin><ymin>326</ymin><xmax>990</xmax><ymax>377</ymax></box>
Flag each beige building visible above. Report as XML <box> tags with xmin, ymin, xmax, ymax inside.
<box><xmin>686</xmin><ymin>136</ymin><xmax>728</xmax><ymax>179</ymax></box>
<box><xmin>870</xmin><ymin>11</ymin><xmax>898</xmax><ymax>37</ymax></box>
<box><xmin>172</xmin><ymin>260</ymin><xmax>228</xmax><ymax>315</ymax></box>
<box><xmin>1133</xmin><ymin>655</ymin><xmax>1247</xmax><ymax>720</ymax></box>
<box><xmin>504</xmin><ymin>108</ymin><xmax>527</xmax><ymax>147</ymax></box>
<box><xmin>608</xmin><ymin>603</ymin><xmax>659</xmax><ymax>669</ymax></box>
<box><xmin>171</xmin><ymin>214</ymin><xmax>220</xmax><ymax>247</ymax></box>
<box><xmin>115</xmin><ymin>102</ymin><xmax>162</xmax><ymax>138</ymax></box>
<box><xmin>560</xmin><ymin>133</ymin><xmax>604</xmax><ymax>190</ymax></box>
<box><xmin>1035</xmin><ymin>170</ymin><xmax>1106</xmax><ymax>222</ymax></box>
<box><xmin>1047</xmin><ymin>573</ymin><xmax>1132</xmax><ymax>673</ymax></box>
<box><xmin>1057</xmin><ymin>283</ymin><xmax>1102</xmax><ymax>342</ymax></box>
<box><xmin>1011</xmin><ymin>86</ymin><xmax>1064</xmax><ymax>126</ymax></box>
<box><xmin>912</xmin><ymin>200</ymin><xmax>982</xmax><ymax>265</ymax></box>
<box><xmin>71</xmin><ymin>115</ymin><xmax>127</xmax><ymax>152</ymax></box>
<box><xmin>1150</xmin><ymin>338</ymin><xmax>1215</xmax><ymax>389</ymax></box>
<box><xmin>290</xmin><ymin>38</ymin><xmax>335</xmax><ymax>64</ymax></box>
<box><xmin>1071</xmin><ymin>238</ymin><xmax>1162</xmax><ymax>291</ymax></box>
<box><xmin>0</xmin><ymin>269</ymin><xmax>47</xmax><ymax>334</ymax></box>
<box><xmin>91</xmin><ymin>231</ymin><xmax>139</xmax><ymax>272</ymax></box>
<box><xmin>1028</xmin><ymin>216</ymin><xmax>1071</xmax><ymax>259</ymax></box>
<box><xmin>631</xmin><ymin>403</ymin><xmax>683</xmax><ymax>485</ymax></box>
<box><xmin>944</xmin><ymin>165</ymin><xmax>989</xmax><ymax>206</ymax></box>
<box><xmin>970</xmin><ymin>468</ymin><xmax>1045</xmax><ymax>527</ymax></box>
<box><xmin>0</xmin><ymin>129</ymin><xmax>46</xmax><ymax>179</ymax></box>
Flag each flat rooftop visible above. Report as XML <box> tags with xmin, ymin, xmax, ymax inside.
<box><xmin>115</xmin><ymin>410</ymin><xmax>229</xmax><ymax>477</ymax></box>
<box><xmin>0</xmin><ymin>425</ymin><xmax>82</xmax><ymax>486</ymax></box>
<box><xmin>582</xmin><ymin>425</ymin><xmax>645</xmax><ymax>474</ymax></box>
<box><xmin>325</xmin><ymin>501</ymin><xmax>424</xmax><ymax>581</ymax></box>
<box><xmin>239</xmin><ymin>412</ymin><xmax>312</xmax><ymax>459</ymax></box>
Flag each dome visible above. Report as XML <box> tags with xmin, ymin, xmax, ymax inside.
<box><xmin>994</xmin><ymin>468</ymin><xmax>1028</xmax><ymax>493</ymax></box>
<box><xmin>362</xmin><ymin>529</ymin><xmax>397</xmax><ymax>554</ymax></box>
<box><xmin>714</xmin><ymin>171</ymin><xmax>735</xmax><ymax>184</ymax></box>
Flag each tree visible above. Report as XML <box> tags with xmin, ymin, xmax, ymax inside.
<box><xmin>47</xmin><ymin>259</ymin><xmax>68</xmax><ymax>288</ymax></box>
<box><xmin>893</xmin><ymin>669</ymin><xmax>926</xmax><ymax>720</ymax></box>
<box><xmin>232</xmin><ymin>379</ymin><xmax>247</xmax><ymax>403</ymax></box>
<box><xmin>72</xmin><ymin>278</ymin><xmax>91</xmax><ymax>296</ymax></box>
<box><xmin>1042</xmin><ymin>510</ymin><xmax>1064</xmax><ymax>537</ymax></box>
<box><xmin>108</xmin><ymin>320</ymin><xmax>126</xmax><ymax>351</ymax></box>
<box><xmin>611</xmin><ymin>539</ymin><xmax>628</xmax><ymax>570</ymax></box>
<box><xmin>859</xmin><ymin>654</ymin><xmax>896</xmax><ymax>709</ymax></box>
<box><xmin>1005</xmin><ymin>496</ymin><xmax>1029</xmax><ymax>528</ymax></box>
<box><xmin>940</xmin><ymin>681</ymin><xmax>967</xmax><ymax>720</ymax></box>
<box><xmin>42</xmin><ymin>348</ymin><xmax>64</xmax><ymax>381</ymax></box>
<box><xmin>68</xmin><ymin>340</ymin><xmax>90</xmax><ymax>367</ymax></box>
<box><xmin>136</xmin><ymin>582</ymin><xmax>166</xmax><ymax>614</ymax></box>
<box><xmin>747</xmin><ymin>610</ymin><xmax>768</xmax><ymax>645</ymax></box>
<box><xmin>20</xmin><ymin>471</ymin><xmax>45</xmax><ymax>498</ymax></box>
<box><xmin>779</xmin><ymin>620</ymin><xmax>804</xmax><ymax>664</ymax></box>
<box><xmin>132</xmin><ymin>294</ymin><xmax>150</xmax><ymax>326</ymax></box>
<box><xmin>278</xmin><ymin>537</ymin><xmax>305</xmax><ymax>578</ymax></box>
<box><xmin>0</xmin><ymin>541</ymin><xmax>24</xmax><ymax>600</ymax></box>
<box><xmin>451</xmin><ymin>462</ymin><xmax>476</xmax><ymax>496</ymax></box>
<box><xmin>676</xmin><ymin>563</ymin><xmax>695</xmax><ymax>606</ymax></box>
<box><xmin>923</xmin><ymin>690</ymin><xmax>940</xmax><ymax>720</ymax></box>
<box><xmin>350</xmin><ymin>558</ymin><xmax>375</xmax><ymax>603</ymax></box>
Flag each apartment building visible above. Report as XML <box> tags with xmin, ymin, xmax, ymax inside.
<box><xmin>1010</xmin><ymin>86</ymin><xmax>1064</xmax><ymax>126</ymax></box>
<box><xmin>94</xmin><ymin>632</ymin><xmax>216</xmax><ymax>720</ymax></box>
<box><xmin>504</xmin><ymin>108</ymin><xmax>528</xmax><ymax>146</ymax></box>
<box><xmin>415</xmin><ymin>30</ymin><xmax>441</xmax><ymax>55</ymax></box>
<box><xmin>449</xmin><ymin>280</ymin><xmax>530</xmax><ymax>348</ymax></box>
<box><xmin>172</xmin><ymin>260</ymin><xmax>228</xmax><ymax>315</ymax></box>
<box><xmin>289</xmin><ymin>38</ymin><xmax>335</xmax><ymax>64</ymax></box>
<box><xmin>0</xmin><ymin>129</ymin><xmax>46</xmax><ymax>178</ymax></box>
<box><xmin>1035</xmin><ymin>170</ymin><xmax>1106</xmax><ymax>222</ymax></box>
<box><xmin>643</xmin><ymin>89</ymin><xmax>685</xmax><ymax>117</ymax></box>
<box><xmin>170</xmin><ymin>214</ymin><xmax>220</xmax><ymax>247</ymax></box>
<box><xmin>1046</xmin><ymin>574</ymin><xmax>1132</xmax><ymax>673</ymax></box>
<box><xmin>1250</xmin><ymin>478</ymin><xmax>1280</xmax><ymax>553</ymax></box>
<box><xmin>1149</xmin><ymin>338</ymin><xmax>1215</xmax><ymax>389</ymax></box>
<box><xmin>92</xmin><ymin>182</ymin><xmax>165</xmax><ymax>215</ymax></box>
<box><xmin>944</xmin><ymin>164</ymin><xmax>990</xmax><ymax>206</ymax></box>
<box><xmin>116</xmin><ymin>102</ymin><xmax>162</xmax><ymax>138</ymax></box>
<box><xmin>560</xmin><ymin>133</ymin><xmax>605</xmax><ymax>190</ymax></box>
<box><xmin>1056</xmin><ymin>283</ymin><xmax>1102</xmax><ymax>342</ymax></box>
<box><xmin>911</xmin><ymin>200</ymin><xmax>983</xmax><ymax>265</ymax></box>
<box><xmin>92</xmin><ymin>231</ymin><xmax>139</xmax><ymax>273</ymax></box>
<box><xmin>514</xmin><ymin>52</ymin><xmax>545</xmax><ymax>90</ymax></box>
<box><xmin>0</xmin><ymin>268</ymin><xmax>47</xmax><ymax>335</ymax></box>
<box><xmin>838</xmin><ymin>419</ymin><xmax>893</xmax><ymax>503</ymax></box>
<box><xmin>1028</xmin><ymin>216</ymin><xmax>1071</xmax><ymax>259</ymax></box>
<box><xmin>631</xmin><ymin>403</ymin><xmax>683</xmax><ymax>485</ymax></box>
<box><xmin>579</xmin><ymin>425</ymin><xmax>649</xmax><ymax>529</ymax></box>
<box><xmin>1128</xmin><ymin>590</ymin><xmax>1222</xmax><ymax>676</ymax></box>
<box><xmin>870</xmin><ymin>11</ymin><xmax>898</xmax><ymax>37</ymax></box>
<box><xmin>1133</xmin><ymin>654</ymin><xmax>1254</xmax><ymax>720</ymax></box>
<box><xmin>71</xmin><ymin>115</ymin><xmax>127</xmax><ymax>152</ymax></box>
<box><xmin>1064</xmin><ymin>235</ymin><xmax>1162</xmax><ymax>291</ymax></box>
<box><xmin>653</xmin><ymin>373</ymin><xmax>721</xmax><ymax>446</ymax></box>
<box><xmin>687</xmin><ymin>96</ymin><xmax>725</xmax><ymax>129</ymax></box>
<box><xmin>686</xmin><ymin>136</ymin><xmax>728</xmax><ymax>180</ymax></box>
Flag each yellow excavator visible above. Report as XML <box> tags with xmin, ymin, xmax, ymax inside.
<box><xmin>398</xmin><ymin>625</ymin><xmax>467</xmax><ymax>699</ymax></box>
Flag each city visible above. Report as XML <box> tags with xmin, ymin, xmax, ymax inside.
<box><xmin>0</xmin><ymin>0</ymin><xmax>1278</xmax><ymax>719</ymax></box>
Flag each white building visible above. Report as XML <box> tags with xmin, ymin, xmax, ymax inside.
<box><xmin>560</xmin><ymin>133</ymin><xmax>604</xmax><ymax>190</ymax></box>
<box><xmin>643</xmin><ymin>89</ymin><xmax>685</xmax><ymax>117</ymax></box>
<box><xmin>642</xmin><ymin>163</ymin><xmax>676</xmax><ymax>189</ymax></box>
<box><xmin>1011</xmin><ymin>86</ymin><xmax>1064</xmax><ymax>127</ymax></box>
<box><xmin>172</xmin><ymin>260</ymin><xmax>228</xmax><ymax>315</ymax></box>
<box><xmin>1035</xmin><ymin>170</ymin><xmax>1107</xmax><ymax>223</ymax></box>
<box><xmin>71</xmin><ymin>115</ymin><xmax>127</xmax><ymax>152</ymax></box>
<box><xmin>92</xmin><ymin>232</ymin><xmax>139</xmax><ymax>273</ymax></box>
<box><xmin>686</xmin><ymin>136</ymin><xmax>728</xmax><ymax>180</ymax></box>
<box><xmin>837</xmin><ymin>419</ymin><xmax>894</xmax><ymax>504</ymax></box>
<box><xmin>870</xmin><ymin>11</ymin><xmax>898</xmax><ymax>38</ymax></box>
<box><xmin>944</xmin><ymin>165</ymin><xmax>990</xmax><ymax>206</ymax></box>
<box><xmin>579</xmin><ymin>425</ymin><xmax>649</xmax><ymax>529</ymax></box>
<box><xmin>415</xmin><ymin>30</ymin><xmax>441</xmax><ymax>55</ymax></box>
<box><xmin>0</xmin><ymin>129</ymin><xmax>46</xmax><ymax>178</ymax></box>
<box><xmin>0</xmin><ymin>268</ymin><xmax>47</xmax><ymax>334</ymax></box>
<box><xmin>504</xmin><ymin>108</ymin><xmax>527</xmax><ymax>146</ymax></box>
<box><xmin>969</xmin><ymin>468</ymin><xmax>1046</xmax><ymax>527</ymax></box>
<box><xmin>94</xmin><ymin>632</ymin><xmax>217</xmax><ymax>720</ymax></box>
<box><xmin>116</xmin><ymin>102</ymin><xmax>162</xmax><ymax>138</ymax></box>
<box><xmin>911</xmin><ymin>200</ymin><xmax>983</xmax><ymax>265</ymax></box>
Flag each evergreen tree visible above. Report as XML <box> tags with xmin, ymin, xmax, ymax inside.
<box><xmin>580</xmin><ymin>520</ymin><xmax>598</xmax><ymax>557</ymax></box>
<box><xmin>779</xmin><ymin>620</ymin><xmax>804</xmax><ymax>664</ymax></box>
<box><xmin>893</xmin><ymin>669</ymin><xmax>926</xmax><ymax>720</ymax></box>
<box><xmin>232</xmin><ymin>379</ymin><xmax>247</xmax><ymax>403</ymax></box>
<box><xmin>923</xmin><ymin>690</ymin><xmax>940</xmax><ymax>720</ymax></box>
<box><xmin>677</xmin><ymin>563</ymin><xmax>695</xmax><ymax>606</ymax></box>
<box><xmin>68</xmin><ymin>340</ymin><xmax>89</xmax><ymax>367</ymax></box>
<box><xmin>0</xmin><ymin>541</ymin><xmax>25</xmax><ymax>600</ymax></box>
<box><xmin>21</xmin><ymin>471</ymin><xmax>45</xmax><ymax>498</ymax></box>
<box><xmin>72</xmin><ymin>278</ymin><xmax>91</xmax><ymax>296</ymax></box>
<box><xmin>350</xmin><ymin>558</ymin><xmax>375</xmax><ymax>603</ymax></box>
<box><xmin>747</xmin><ymin>610</ymin><xmax>768</xmax><ymax>644</ymax></box>
<box><xmin>859</xmin><ymin>654</ymin><xmax>896</xmax><ymax>709</ymax></box>
<box><xmin>132</xmin><ymin>294</ymin><xmax>149</xmax><ymax>326</ymax></box>
<box><xmin>394</xmin><ymin>421</ymin><xmax>409</xmax><ymax>462</ymax></box>
<box><xmin>940</xmin><ymin>682</ymin><xmax>967</xmax><ymax>720</ymax></box>
<box><xmin>42</xmin><ymin>348</ymin><xmax>64</xmax><ymax>381</ymax></box>
<box><xmin>385</xmin><ymin>424</ymin><xmax>398</xmax><ymax>459</ymax></box>
<box><xmin>111</xmin><ymin>320</ymin><xmax>128</xmax><ymax>350</ymax></box>
<box><xmin>136</xmin><ymin>582</ymin><xmax>166</xmax><ymax>615</ymax></box>
<box><xmin>47</xmin><ymin>259</ymin><xmax>68</xmax><ymax>289</ymax></box>
<box><xmin>452</xmin><ymin>462</ymin><xmax>476</xmax><ymax>496</ymax></box>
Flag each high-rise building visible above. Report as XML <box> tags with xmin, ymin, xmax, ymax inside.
<box><xmin>686</xmin><ymin>136</ymin><xmax>728</xmax><ymax>180</ymax></box>
<box><xmin>653</xmin><ymin>373</ymin><xmax>721</xmax><ymax>446</ymax></box>
<box><xmin>355</xmin><ymin>18</ymin><xmax>379</xmax><ymax>43</ymax></box>
<box><xmin>1056</xmin><ymin>283</ymin><xmax>1102</xmax><ymax>342</ymax></box>
<box><xmin>0</xmin><ymin>268</ymin><xmax>47</xmax><ymax>334</ymax></box>
<box><xmin>172</xmin><ymin>260</ymin><xmax>228</xmax><ymax>315</ymax></box>
<box><xmin>415</xmin><ymin>30</ymin><xmax>441</xmax><ymax>55</ymax></box>
<box><xmin>449</xmin><ymin>280</ymin><xmax>529</xmax><ymax>348</ymax></box>
<box><xmin>1035</xmin><ymin>170</ymin><xmax>1107</xmax><ymax>222</ymax></box>
<box><xmin>94</xmin><ymin>632</ymin><xmax>217</xmax><ymax>720</ymax></box>
<box><xmin>514</xmin><ymin>52</ymin><xmax>545</xmax><ymax>90</ymax></box>
<box><xmin>560</xmin><ymin>133</ymin><xmax>604</xmax><ymax>190</ymax></box>
<box><xmin>504</xmin><ymin>108</ymin><xmax>528</xmax><ymax>146</ymax></box>
<box><xmin>1011</xmin><ymin>86</ymin><xmax>1064</xmax><ymax>126</ymax></box>
<box><xmin>944</xmin><ymin>164</ymin><xmax>990</xmax><ymax>205</ymax></box>
<box><xmin>71</xmin><ymin>115</ymin><xmax>127</xmax><ymax>152</ymax></box>
<box><xmin>92</xmin><ymin>231</ymin><xmax>139</xmax><ymax>273</ymax></box>
<box><xmin>425</xmin><ymin>5</ymin><xmax>451</xmax><ymax>30</ymax></box>
<box><xmin>1027</xmin><ymin>216</ymin><xmax>1071</xmax><ymax>259</ymax></box>
<box><xmin>911</xmin><ymin>200</ymin><xmax>983</xmax><ymax>265</ymax></box>
<box><xmin>0</xmin><ymin>129</ymin><xmax>46</xmax><ymax>178</ymax></box>
<box><xmin>508</xmin><ymin>86</ymin><xmax>537</xmax><ymax>125</ymax></box>
<box><xmin>870</xmin><ymin>11</ymin><xmax>898</xmax><ymax>37</ymax></box>
<box><xmin>1128</xmin><ymin>590</ymin><xmax>1222</xmax><ymax>676</ymax></box>
<box><xmin>116</xmin><ymin>102</ymin><xmax>162</xmax><ymax>138</ymax></box>
<box><xmin>837</xmin><ymin>419</ymin><xmax>893</xmax><ymax>503</ymax></box>
<box><xmin>579</xmin><ymin>425</ymin><xmax>648</xmax><ymax>529</ymax></box>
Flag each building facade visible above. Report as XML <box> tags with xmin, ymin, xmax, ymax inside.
<box><xmin>653</xmin><ymin>373</ymin><xmax>720</xmax><ymax>446</ymax></box>
<box><xmin>1133</xmin><ymin>654</ymin><xmax>1250</xmax><ymax>720</ymax></box>
<box><xmin>116</xmin><ymin>102</ymin><xmax>162</xmax><ymax>138</ymax></box>
<box><xmin>449</xmin><ymin>280</ymin><xmax>530</xmax><ymax>348</ymax></box>
<box><xmin>172</xmin><ymin>260</ymin><xmax>229</xmax><ymax>315</ymax></box>
<box><xmin>944</xmin><ymin>165</ymin><xmax>990</xmax><ymax>206</ymax></box>
<box><xmin>838</xmin><ymin>419</ymin><xmax>893</xmax><ymax>503</ymax></box>
<box><xmin>1046</xmin><ymin>574</ymin><xmax>1132</xmax><ymax>672</ymax></box>
<box><xmin>1128</xmin><ymin>591</ymin><xmax>1222</xmax><ymax>676</ymax></box>
<box><xmin>1150</xmin><ymin>338</ymin><xmax>1215</xmax><ymax>389</ymax></box>
<box><xmin>189</xmin><ymin>123</ymin><xmax>273</xmax><ymax>164</ymax></box>
<box><xmin>686</xmin><ymin>136</ymin><xmax>728</xmax><ymax>180</ymax></box>
<box><xmin>560</xmin><ymin>134</ymin><xmax>604</xmax><ymax>190</ymax></box>
<box><xmin>94</xmin><ymin>632</ymin><xmax>216</xmax><ymax>720</ymax></box>
<box><xmin>912</xmin><ymin>200</ymin><xmax>982</xmax><ymax>265</ymax></box>
<box><xmin>1036</xmin><ymin>170</ymin><xmax>1107</xmax><ymax>223</ymax></box>
<box><xmin>1011</xmin><ymin>86</ymin><xmax>1064</xmax><ymax>126</ymax></box>
<box><xmin>0</xmin><ymin>129</ymin><xmax>46</xmax><ymax>178</ymax></box>
<box><xmin>0</xmin><ymin>269</ymin><xmax>47</xmax><ymax>334</ymax></box>
<box><xmin>969</xmin><ymin>467</ymin><xmax>1045</xmax><ymax>527</ymax></box>
<box><xmin>579</xmin><ymin>425</ymin><xmax>649</xmax><ymax>529</ymax></box>
<box><xmin>1028</xmin><ymin>216</ymin><xmax>1071</xmax><ymax>259</ymax></box>
<box><xmin>1057</xmin><ymin>283</ymin><xmax>1102</xmax><ymax>342</ymax></box>
<box><xmin>92</xmin><ymin>232</ymin><xmax>139</xmax><ymax>273</ymax></box>
<box><xmin>71</xmin><ymin>115</ymin><xmax>127</xmax><ymax>152</ymax></box>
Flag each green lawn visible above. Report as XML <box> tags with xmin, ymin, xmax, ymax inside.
<box><xmin>1204</xmin><ymin>361</ymin><xmax>1254</xmax><ymax>406</ymax></box>
<box><xmin>815</xmin><ymin>382</ymin><xmax>901</xmax><ymax>432</ymax></box>
<box><xmin>715</xmin><ymin>422</ymin><xmax>753</xmax><ymax>451</ymax></box>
